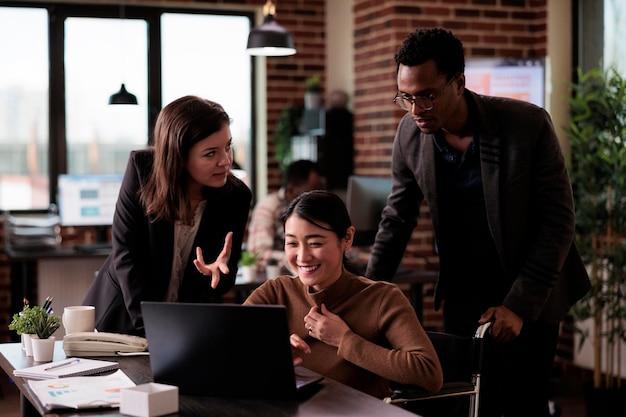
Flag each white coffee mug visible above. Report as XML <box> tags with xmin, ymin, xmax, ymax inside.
<box><xmin>62</xmin><ymin>306</ymin><xmax>95</xmax><ymax>334</ymax></box>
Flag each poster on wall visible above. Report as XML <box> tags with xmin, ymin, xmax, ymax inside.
<box><xmin>464</xmin><ymin>58</ymin><xmax>545</xmax><ymax>107</ymax></box>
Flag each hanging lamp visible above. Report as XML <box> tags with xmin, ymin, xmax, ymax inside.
<box><xmin>246</xmin><ymin>1</ymin><xmax>296</xmax><ymax>56</ymax></box>
<box><xmin>108</xmin><ymin>4</ymin><xmax>138</xmax><ymax>105</ymax></box>
<box><xmin>109</xmin><ymin>83</ymin><xmax>138</xmax><ymax>105</ymax></box>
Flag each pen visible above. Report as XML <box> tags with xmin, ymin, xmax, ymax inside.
<box><xmin>44</xmin><ymin>359</ymin><xmax>80</xmax><ymax>371</ymax></box>
<box><xmin>42</xmin><ymin>296</ymin><xmax>53</xmax><ymax>311</ymax></box>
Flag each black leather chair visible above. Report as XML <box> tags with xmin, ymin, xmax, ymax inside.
<box><xmin>384</xmin><ymin>322</ymin><xmax>491</xmax><ymax>417</ymax></box>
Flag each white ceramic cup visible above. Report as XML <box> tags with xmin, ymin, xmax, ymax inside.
<box><xmin>62</xmin><ymin>306</ymin><xmax>95</xmax><ymax>334</ymax></box>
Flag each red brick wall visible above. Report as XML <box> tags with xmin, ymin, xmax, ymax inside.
<box><xmin>263</xmin><ymin>0</ymin><xmax>326</xmax><ymax>187</ymax></box>
<box><xmin>353</xmin><ymin>0</ymin><xmax>547</xmax><ymax>173</ymax></box>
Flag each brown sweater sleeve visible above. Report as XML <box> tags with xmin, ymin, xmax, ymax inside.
<box><xmin>336</xmin><ymin>285</ymin><xmax>443</xmax><ymax>392</ymax></box>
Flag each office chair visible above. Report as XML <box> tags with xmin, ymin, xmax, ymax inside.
<box><xmin>384</xmin><ymin>322</ymin><xmax>491</xmax><ymax>417</ymax></box>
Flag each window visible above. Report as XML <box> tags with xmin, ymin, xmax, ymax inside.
<box><xmin>0</xmin><ymin>3</ymin><xmax>254</xmax><ymax>211</ymax></box>
<box><xmin>161</xmin><ymin>12</ymin><xmax>252</xmax><ymax>178</ymax></box>
<box><xmin>65</xmin><ymin>16</ymin><xmax>148</xmax><ymax>175</ymax></box>
<box><xmin>0</xmin><ymin>7</ymin><xmax>49</xmax><ymax>210</ymax></box>
<box><xmin>604</xmin><ymin>0</ymin><xmax>626</xmax><ymax>74</ymax></box>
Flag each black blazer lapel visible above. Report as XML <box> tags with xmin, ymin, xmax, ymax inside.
<box><xmin>418</xmin><ymin>132</ymin><xmax>439</xmax><ymax>228</ymax></box>
<box><xmin>478</xmin><ymin>135</ymin><xmax>505</xmax><ymax>265</ymax></box>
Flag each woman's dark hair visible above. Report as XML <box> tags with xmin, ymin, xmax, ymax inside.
<box><xmin>394</xmin><ymin>27</ymin><xmax>465</xmax><ymax>80</ymax></box>
<box><xmin>281</xmin><ymin>190</ymin><xmax>362</xmax><ymax>275</ymax></box>
<box><xmin>140</xmin><ymin>95</ymin><xmax>231</xmax><ymax>223</ymax></box>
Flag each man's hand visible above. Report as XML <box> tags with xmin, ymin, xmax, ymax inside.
<box><xmin>478</xmin><ymin>305</ymin><xmax>523</xmax><ymax>343</ymax></box>
<box><xmin>193</xmin><ymin>231</ymin><xmax>233</xmax><ymax>288</ymax></box>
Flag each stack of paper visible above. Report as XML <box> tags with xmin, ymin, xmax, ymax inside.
<box><xmin>14</xmin><ymin>358</ymin><xmax>119</xmax><ymax>380</ymax></box>
<box><xmin>27</xmin><ymin>369</ymin><xmax>136</xmax><ymax>410</ymax></box>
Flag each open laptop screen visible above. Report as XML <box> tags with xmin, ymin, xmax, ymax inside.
<box><xmin>141</xmin><ymin>302</ymin><xmax>322</xmax><ymax>399</ymax></box>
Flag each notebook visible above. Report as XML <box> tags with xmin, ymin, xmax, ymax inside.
<box><xmin>13</xmin><ymin>357</ymin><xmax>119</xmax><ymax>380</ymax></box>
<box><xmin>141</xmin><ymin>302</ymin><xmax>324</xmax><ymax>399</ymax></box>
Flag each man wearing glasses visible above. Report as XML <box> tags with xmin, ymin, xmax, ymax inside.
<box><xmin>366</xmin><ymin>28</ymin><xmax>590</xmax><ymax>417</ymax></box>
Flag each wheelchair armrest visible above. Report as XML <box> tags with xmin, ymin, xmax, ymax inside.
<box><xmin>389</xmin><ymin>382</ymin><xmax>477</xmax><ymax>401</ymax></box>
<box><xmin>389</xmin><ymin>382</ymin><xmax>429</xmax><ymax>399</ymax></box>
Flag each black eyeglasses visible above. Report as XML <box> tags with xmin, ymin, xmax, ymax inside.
<box><xmin>393</xmin><ymin>77</ymin><xmax>455</xmax><ymax>112</ymax></box>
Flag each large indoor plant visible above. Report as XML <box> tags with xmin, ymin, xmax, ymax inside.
<box><xmin>272</xmin><ymin>105</ymin><xmax>303</xmax><ymax>172</ymax></box>
<box><xmin>567</xmin><ymin>66</ymin><xmax>626</xmax><ymax>414</ymax></box>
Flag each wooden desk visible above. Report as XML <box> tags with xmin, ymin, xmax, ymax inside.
<box><xmin>0</xmin><ymin>342</ymin><xmax>419</xmax><ymax>417</ymax></box>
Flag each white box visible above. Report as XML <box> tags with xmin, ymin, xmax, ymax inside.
<box><xmin>120</xmin><ymin>383</ymin><xmax>178</xmax><ymax>417</ymax></box>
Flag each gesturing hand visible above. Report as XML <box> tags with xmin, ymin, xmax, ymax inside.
<box><xmin>304</xmin><ymin>304</ymin><xmax>350</xmax><ymax>347</ymax></box>
<box><xmin>289</xmin><ymin>333</ymin><xmax>311</xmax><ymax>367</ymax></box>
<box><xmin>193</xmin><ymin>231</ymin><xmax>233</xmax><ymax>289</ymax></box>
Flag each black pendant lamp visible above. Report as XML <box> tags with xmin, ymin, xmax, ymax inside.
<box><xmin>109</xmin><ymin>83</ymin><xmax>138</xmax><ymax>105</ymax></box>
<box><xmin>246</xmin><ymin>1</ymin><xmax>296</xmax><ymax>56</ymax></box>
<box><xmin>108</xmin><ymin>4</ymin><xmax>138</xmax><ymax>105</ymax></box>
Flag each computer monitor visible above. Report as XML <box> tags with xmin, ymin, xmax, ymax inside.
<box><xmin>346</xmin><ymin>175</ymin><xmax>392</xmax><ymax>247</ymax></box>
<box><xmin>57</xmin><ymin>174</ymin><xmax>123</xmax><ymax>243</ymax></box>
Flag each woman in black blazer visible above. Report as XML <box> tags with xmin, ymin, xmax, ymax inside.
<box><xmin>83</xmin><ymin>96</ymin><xmax>252</xmax><ymax>335</ymax></box>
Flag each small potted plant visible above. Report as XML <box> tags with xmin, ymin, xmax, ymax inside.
<box><xmin>304</xmin><ymin>74</ymin><xmax>322</xmax><ymax>109</ymax></box>
<box><xmin>29</xmin><ymin>306</ymin><xmax>61</xmax><ymax>362</ymax></box>
<box><xmin>240</xmin><ymin>250</ymin><xmax>259</xmax><ymax>283</ymax></box>
<box><xmin>9</xmin><ymin>304</ymin><xmax>37</xmax><ymax>357</ymax></box>
<box><xmin>265</xmin><ymin>257</ymin><xmax>281</xmax><ymax>280</ymax></box>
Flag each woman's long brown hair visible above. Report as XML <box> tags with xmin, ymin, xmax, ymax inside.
<box><xmin>139</xmin><ymin>96</ymin><xmax>230</xmax><ymax>224</ymax></box>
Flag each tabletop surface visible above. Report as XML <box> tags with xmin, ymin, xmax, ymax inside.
<box><xmin>0</xmin><ymin>341</ymin><xmax>419</xmax><ymax>417</ymax></box>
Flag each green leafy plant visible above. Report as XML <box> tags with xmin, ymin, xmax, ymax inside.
<box><xmin>240</xmin><ymin>250</ymin><xmax>259</xmax><ymax>266</ymax></box>
<box><xmin>305</xmin><ymin>74</ymin><xmax>321</xmax><ymax>92</ymax></box>
<box><xmin>29</xmin><ymin>306</ymin><xmax>62</xmax><ymax>339</ymax></box>
<box><xmin>8</xmin><ymin>306</ymin><xmax>36</xmax><ymax>336</ymax></box>
<box><xmin>567</xmin><ymin>66</ymin><xmax>626</xmax><ymax>391</ymax></box>
<box><xmin>272</xmin><ymin>105</ymin><xmax>303</xmax><ymax>172</ymax></box>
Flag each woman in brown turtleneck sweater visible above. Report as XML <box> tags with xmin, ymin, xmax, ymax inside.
<box><xmin>245</xmin><ymin>190</ymin><xmax>442</xmax><ymax>399</ymax></box>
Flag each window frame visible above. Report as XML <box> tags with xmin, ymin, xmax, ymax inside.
<box><xmin>0</xmin><ymin>1</ymin><xmax>256</xmax><ymax>207</ymax></box>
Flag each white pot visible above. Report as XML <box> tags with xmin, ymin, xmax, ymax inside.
<box><xmin>265</xmin><ymin>265</ymin><xmax>281</xmax><ymax>280</ymax></box>
<box><xmin>22</xmin><ymin>333</ymin><xmax>35</xmax><ymax>357</ymax></box>
<box><xmin>31</xmin><ymin>336</ymin><xmax>56</xmax><ymax>362</ymax></box>
<box><xmin>304</xmin><ymin>92</ymin><xmax>322</xmax><ymax>110</ymax></box>
<box><xmin>241</xmin><ymin>266</ymin><xmax>258</xmax><ymax>283</ymax></box>
<box><xmin>573</xmin><ymin>317</ymin><xmax>626</xmax><ymax>377</ymax></box>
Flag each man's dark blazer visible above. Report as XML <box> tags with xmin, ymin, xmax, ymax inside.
<box><xmin>83</xmin><ymin>149</ymin><xmax>252</xmax><ymax>335</ymax></box>
<box><xmin>366</xmin><ymin>89</ymin><xmax>590</xmax><ymax>325</ymax></box>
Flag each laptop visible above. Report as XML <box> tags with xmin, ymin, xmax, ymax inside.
<box><xmin>141</xmin><ymin>302</ymin><xmax>324</xmax><ymax>399</ymax></box>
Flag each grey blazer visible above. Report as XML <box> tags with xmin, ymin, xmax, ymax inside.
<box><xmin>367</xmin><ymin>89</ymin><xmax>590</xmax><ymax>325</ymax></box>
